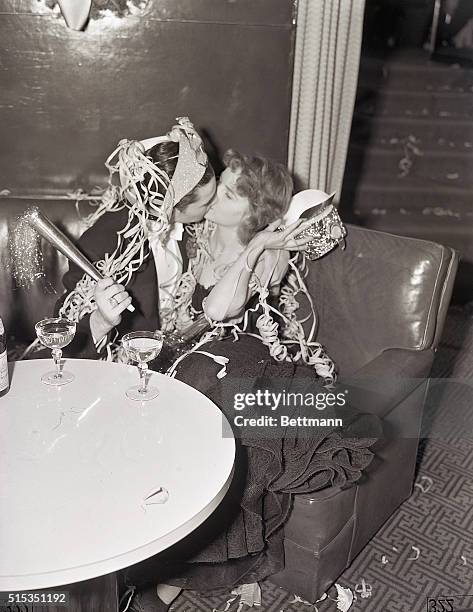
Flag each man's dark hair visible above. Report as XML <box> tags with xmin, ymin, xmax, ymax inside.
<box><xmin>146</xmin><ymin>141</ymin><xmax>214</xmax><ymax>212</ymax></box>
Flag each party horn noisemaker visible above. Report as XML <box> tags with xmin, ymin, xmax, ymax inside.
<box><xmin>23</xmin><ymin>206</ymin><xmax>135</xmax><ymax>312</ymax></box>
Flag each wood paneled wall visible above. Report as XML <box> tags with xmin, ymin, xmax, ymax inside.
<box><xmin>0</xmin><ymin>0</ymin><xmax>295</xmax><ymax>196</ymax></box>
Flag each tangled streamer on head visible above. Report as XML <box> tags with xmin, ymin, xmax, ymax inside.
<box><xmin>59</xmin><ymin>119</ymin><xmax>208</xmax><ymax>346</ymax></box>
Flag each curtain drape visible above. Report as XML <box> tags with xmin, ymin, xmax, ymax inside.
<box><xmin>288</xmin><ymin>0</ymin><xmax>366</xmax><ymax>199</ymax></box>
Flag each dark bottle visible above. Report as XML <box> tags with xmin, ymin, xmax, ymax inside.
<box><xmin>0</xmin><ymin>316</ymin><xmax>9</xmax><ymax>397</ymax></box>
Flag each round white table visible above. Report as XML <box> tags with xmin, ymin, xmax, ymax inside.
<box><xmin>0</xmin><ymin>359</ymin><xmax>235</xmax><ymax>591</ymax></box>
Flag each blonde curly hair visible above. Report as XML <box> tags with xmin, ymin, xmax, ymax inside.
<box><xmin>222</xmin><ymin>150</ymin><xmax>293</xmax><ymax>245</ymax></box>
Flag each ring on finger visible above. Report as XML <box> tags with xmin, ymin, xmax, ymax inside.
<box><xmin>109</xmin><ymin>296</ymin><xmax>119</xmax><ymax>308</ymax></box>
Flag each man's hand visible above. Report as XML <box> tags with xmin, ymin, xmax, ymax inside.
<box><xmin>94</xmin><ymin>277</ymin><xmax>132</xmax><ymax>330</ymax></box>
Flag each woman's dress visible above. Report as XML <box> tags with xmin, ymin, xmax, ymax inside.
<box><xmin>122</xmin><ymin>284</ymin><xmax>381</xmax><ymax>592</ymax></box>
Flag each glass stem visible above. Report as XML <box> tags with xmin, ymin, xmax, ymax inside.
<box><xmin>138</xmin><ymin>363</ymin><xmax>149</xmax><ymax>394</ymax></box>
<box><xmin>52</xmin><ymin>348</ymin><xmax>62</xmax><ymax>380</ymax></box>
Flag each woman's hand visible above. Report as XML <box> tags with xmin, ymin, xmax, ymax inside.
<box><xmin>249</xmin><ymin>219</ymin><xmax>313</xmax><ymax>252</ymax></box>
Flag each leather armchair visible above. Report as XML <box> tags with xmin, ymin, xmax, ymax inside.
<box><xmin>270</xmin><ymin>224</ymin><xmax>458</xmax><ymax>601</ymax></box>
<box><xmin>1</xmin><ymin>201</ymin><xmax>458</xmax><ymax>602</ymax></box>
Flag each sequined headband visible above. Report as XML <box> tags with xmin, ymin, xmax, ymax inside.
<box><xmin>139</xmin><ymin>116</ymin><xmax>208</xmax><ymax>208</ymax></box>
<box><xmin>108</xmin><ymin>116</ymin><xmax>208</xmax><ymax>214</ymax></box>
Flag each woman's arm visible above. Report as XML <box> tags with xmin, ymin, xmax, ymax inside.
<box><xmin>203</xmin><ymin>219</ymin><xmax>311</xmax><ymax>322</ymax></box>
<box><xmin>203</xmin><ymin>241</ymin><xmax>266</xmax><ymax>322</ymax></box>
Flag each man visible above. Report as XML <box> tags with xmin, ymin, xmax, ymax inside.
<box><xmin>56</xmin><ymin>118</ymin><xmax>217</xmax><ymax>358</ymax></box>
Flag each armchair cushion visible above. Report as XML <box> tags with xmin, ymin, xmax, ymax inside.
<box><xmin>301</xmin><ymin>225</ymin><xmax>457</xmax><ymax>374</ymax></box>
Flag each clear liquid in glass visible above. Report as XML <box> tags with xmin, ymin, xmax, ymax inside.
<box><xmin>36</xmin><ymin>326</ymin><xmax>75</xmax><ymax>349</ymax></box>
<box><xmin>35</xmin><ymin>318</ymin><xmax>76</xmax><ymax>386</ymax></box>
<box><xmin>122</xmin><ymin>331</ymin><xmax>163</xmax><ymax>401</ymax></box>
<box><xmin>122</xmin><ymin>337</ymin><xmax>163</xmax><ymax>364</ymax></box>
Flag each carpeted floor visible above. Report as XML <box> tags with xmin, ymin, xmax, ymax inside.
<box><xmin>168</xmin><ymin>304</ymin><xmax>473</xmax><ymax>612</ymax></box>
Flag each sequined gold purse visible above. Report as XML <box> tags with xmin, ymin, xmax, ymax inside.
<box><xmin>282</xmin><ymin>190</ymin><xmax>346</xmax><ymax>260</ymax></box>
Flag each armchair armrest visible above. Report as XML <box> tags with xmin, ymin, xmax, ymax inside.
<box><xmin>340</xmin><ymin>348</ymin><xmax>435</xmax><ymax>419</ymax></box>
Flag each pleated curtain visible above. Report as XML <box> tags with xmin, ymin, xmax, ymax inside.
<box><xmin>289</xmin><ymin>0</ymin><xmax>366</xmax><ymax>200</ymax></box>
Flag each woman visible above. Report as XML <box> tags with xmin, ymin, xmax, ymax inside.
<box><xmin>122</xmin><ymin>152</ymin><xmax>379</xmax><ymax>611</ymax></box>
<box><xmin>196</xmin><ymin>151</ymin><xmax>308</xmax><ymax>319</ymax></box>
<box><xmin>162</xmin><ymin>150</ymin><xmax>335</xmax><ymax>383</ymax></box>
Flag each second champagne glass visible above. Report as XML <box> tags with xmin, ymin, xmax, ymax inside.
<box><xmin>121</xmin><ymin>331</ymin><xmax>163</xmax><ymax>401</ymax></box>
<box><xmin>35</xmin><ymin>318</ymin><xmax>77</xmax><ymax>386</ymax></box>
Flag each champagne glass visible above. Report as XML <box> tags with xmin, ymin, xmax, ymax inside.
<box><xmin>121</xmin><ymin>331</ymin><xmax>164</xmax><ymax>401</ymax></box>
<box><xmin>35</xmin><ymin>318</ymin><xmax>77</xmax><ymax>386</ymax></box>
